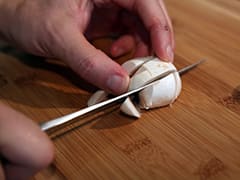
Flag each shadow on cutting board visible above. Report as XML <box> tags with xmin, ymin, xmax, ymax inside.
<box><xmin>48</xmin><ymin>104</ymin><xmax>134</xmax><ymax>139</ymax></box>
<box><xmin>232</xmin><ymin>85</ymin><xmax>240</xmax><ymax>104</ymax></box>
<box><xmin>0</xmin><ymin>48</ymin><xmax>98</xmax><ymax>108</ymax></box>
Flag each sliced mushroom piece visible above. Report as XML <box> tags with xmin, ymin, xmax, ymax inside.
<box><xmin>139</xmin><ymin>72</ymin><xmax>182</xmax><ymax>109</ymax></box>
<box><xmin>128</xmin><ymin>59</ymin><xmax>177</xmax><ymax>90</ymax></box>
<box><xmin>120</xmin><ymin>97</ymin><xmax>141</xmax><ymax>118</ymax></box>
<box><xmin>87</xmin><ymin>56</ymin><xmax>154</xmax><ymax>107</ymax></box>
<box><xmin>87</xmin><ymin>90</ymin><xmax>108</xmax><ymax>106</ymax></box>
<box><xmin>121</xmin><ymin>56</ymin><xmax>154</xmax><ymax>76</ymax></box>
<box><xmin>173</xmin><ymin>72</ymin><xmax>182</xmax><ymax>100</ymax></box>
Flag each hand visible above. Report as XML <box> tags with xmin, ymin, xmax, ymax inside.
<box><xmin>0</xmin><ymin>103</ymin><xmax>54</xmax><ymax>180</ymax></box>
<box><xmin>0</xmin><ymin>0</ymin><xmax>174</xmax><ymax>95</ymax></box>
<box><xmin>0</xmin><ymin>0</ymin><xmax>174</xmax><ymax>178</ymax></box>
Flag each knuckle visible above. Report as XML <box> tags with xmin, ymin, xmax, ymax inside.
<box><xmin>72</xmin><ymin>51</ymin><xmax>100</xmax><ymax>78</ymax></box>
<box><xmin>149</xmin><ymin>16</ymin><xmax>170</xmax><ymax>32</ymax></box>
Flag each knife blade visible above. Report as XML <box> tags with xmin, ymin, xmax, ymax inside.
<box><xmin>40</xmin><ymin>59</ymin><xmax>205</xmax><ymax>131</ymax></box>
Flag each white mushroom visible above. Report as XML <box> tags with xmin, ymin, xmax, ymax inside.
<box><xmin>138</xmin><ymin>71</ymin><xmax>181</xmax><ymax>109</ymax></box>
<box><xmin>87</xmin><ymin>90</ymin><xmax>108</xmax><ymax>106</ymax></box>
<box><xmin>87</xmin><ymin>56</ymin><xmax>182</xmax><ymax>118</ymax></box>
<box><xmin>120</xmin><ymin>97</ymin><xmax>141</xmax><ymax>118</ymax></box>
<box><xmin>128</xmin><ymin>58</ymin><xmax>177</xmax><ymax>90</ymax></box>
<box><xmin>121</xmin><ymin>56</ymin><xmax>154</xmax><ymax>76</ymax></box>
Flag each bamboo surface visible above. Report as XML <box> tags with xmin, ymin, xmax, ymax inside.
<box><xmin>0</xmin><ymin>0</ymin><xmax>240</xmax><ymax>179</ymax></box>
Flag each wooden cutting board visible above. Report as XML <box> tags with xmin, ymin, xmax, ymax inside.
<box><xmin>0</xmin><ymin>0</ymin><xmax>240</xmax><ymax>179</ymax></box>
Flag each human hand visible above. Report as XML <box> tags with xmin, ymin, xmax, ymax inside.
<box><xmin>0</xmin><ymin>103</ymin><xmax>54</xmax><ymax>180</ymax></box>
<box><xmin>0</xmin><ymin>0</ymin><xmax>174</xmax><ymax>95</ymax></box>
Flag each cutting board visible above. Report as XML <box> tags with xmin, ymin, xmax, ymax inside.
<box><xmin>0</xmin><ymin>0</ymin><xmax>240</xmax><ymax>179</ymax></box>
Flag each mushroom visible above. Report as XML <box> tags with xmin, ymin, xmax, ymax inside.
<box><xmin>87</xmin><ymin>90</ymin><xmax>108</xmax><ymax>106</ymax></box>
<box><xmin>120</xmin><ymin>97</ymin><xmax>141</xmax><ymax>118</ymax></box>
<box><xmin>87</xmin><ymin>56</ymin><xmax>182</xmax><ymax>118</ymax></box>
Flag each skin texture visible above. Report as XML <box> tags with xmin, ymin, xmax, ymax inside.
<box><xmin>0</xmin><ymin>0</ymin><xmax>174</xmax><ymax>179</ymax></box>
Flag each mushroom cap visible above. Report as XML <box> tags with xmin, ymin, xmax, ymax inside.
<box><xmin>128</xmin><ymin>59</ymin><xmax>177</xmax><ymax>90</ymax></box>
<box><xmin>139</xmin><ymin>72</ymin><xmax>182</xmax><ymax>109</ymax></box>
<box><xmin>87</xmin><ymin>90</ymin><xmax>108</xmax><ymax>106</ymax></box>
<box><xmin>121</xmin><ymin>56</ymin><xmax>154</xmax><ymax>76</ymax></box>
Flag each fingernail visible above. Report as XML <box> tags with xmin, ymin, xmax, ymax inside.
<box><xmin>107</xmin><ymin>75</ymin><xmax>129</xmax><ymax>94</ymax></box>
<box><xmin>166</xmin><ymin>45</ymin><xmax>174</xmax><ymax>62</ymax></box>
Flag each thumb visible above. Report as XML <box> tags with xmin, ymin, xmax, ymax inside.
<box><xmin>54</xmin><ymin>27</ymin><xmax>129</xmax><ymax>95</ymax></box>
<box><xmin>0</xmin><ymin>102</ymin><xmax>54</xmax><ymax>179</ymax></box>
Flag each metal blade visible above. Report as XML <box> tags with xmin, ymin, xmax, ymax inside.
<box><xmin>178</xmin><ymin>59</ymin><xmax>205</xmax><ymax>75</ymax></box>
<box><xmin>40</xmin><ymin>59</ymin><xmax>205</xmax><ymax>131</ymax></box>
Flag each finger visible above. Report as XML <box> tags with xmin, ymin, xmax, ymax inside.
<box><xmin>118</xmin><ymin>12</ymin><xmax>152</xmax><ymax>57</ymax></box>
<box><xmin>110</xmin><ymin>34</ymin><xmax>150</xmax><ymax>58</ymax></box>
<box><xmin>134</xmin><ymin>40</ymin><xmax>150</xmax><ymax>57</ymax></box>
<box><xmin>157</xmin><ymin>0</ymin><xmax>175</xmax><ymax>49</ymax></box>
<box><xmin>110</xmin><ymin>35</ymin><xmax>135</xmax><ymax>57</ymax></box>
<box><xmin>0</xmin><ymin>164</ymin><xmax>4</xmax><ymax>180</ymax></box>
<box><xmin>114</xmin><ymin>0</ymin><xmax>175</xmax><ymax>62</ymax></box>
<box><xmin>54</xmin><ymin>26</ymin><xmax>129</xmax><ymax>95</ymax></box>
<box><xmin>0</xmin><ymin>103</ymin><xmax>54</xmax><ymax>179</ymax></box>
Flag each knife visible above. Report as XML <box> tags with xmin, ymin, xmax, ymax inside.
<box><xmin>40</xmin><ymin>59</ymin><xmax>205</xmax><ymax>131</ymax></box>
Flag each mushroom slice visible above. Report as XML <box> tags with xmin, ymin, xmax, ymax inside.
<box><xmin>87</xmin><ymin>57</ymin><xmax>154</xmax><ymax>107</ymax></box>
<box><xmin>121</xmin><ymin>56</ymin><xmax>154</xmax><ymax>76</ymax></box>
<box><xmin>173</xmin><ymin>72</ymin><xmax>182</xmax><ymax>100</ymax></box>
<box><xmin>87</xmin><ymin>90</ymin><xmax>108</xmax><ymax>106</ymax></box>
<box><xmin>128</xmin><ymin>59</ymin><xmax>177</xmax><ymax>90</ymax></box>
<box><xmin>120</xmin><ymin>97</ymin><xmax>141</xmax><ymax>118</ymax></box>
<box><xmin>139</xmin><ymin>72</ymin><xmax>182</xmax><ymax>109</ymax></box>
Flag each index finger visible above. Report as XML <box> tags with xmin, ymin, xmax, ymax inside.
<box><xmin>114</xmin><ymin>0</ymin><xmax>175</xmax><ymax>62</ymax></box>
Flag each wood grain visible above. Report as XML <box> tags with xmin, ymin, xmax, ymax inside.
<box><xmin>0</xmin><ymin>0</ymin><xmax>240</xmax><ymax>179</ymax></box>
